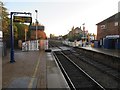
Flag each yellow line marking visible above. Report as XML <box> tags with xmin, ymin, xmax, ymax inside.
<box><xmin>28</xmin><ymin>53</ymin><xmax>41</xmax><ymax>88</ymax></box>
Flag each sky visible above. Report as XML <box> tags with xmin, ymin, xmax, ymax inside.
<box><xmin>2</xmin><ymin>0</ymin><xmax>120</xmax><ymax>37</ymax></box>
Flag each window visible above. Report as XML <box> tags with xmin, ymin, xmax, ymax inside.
<box><xmin>114</xmin><ymin>22</ymin><xmax>118</xmax><ymax>26</ymax></box>
<box><xmin>101</xmin><ymin>25</ymin><xmax>106</xmax><ymax>29</ymax></box>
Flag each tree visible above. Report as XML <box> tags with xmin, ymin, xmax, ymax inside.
<box><xmin>14</xmin><ymin>23</ymin><xmax>28</xmax><ymax>40</ymax></box>
<box><xmin>1</xmin><ymin>2</ymin><xmax>9</xmax><ymax>41</ymax></box>
<box><xmin>13</xmin><ymin>24</ymin><xmax>18</xmax><ymax>40</ymax></box>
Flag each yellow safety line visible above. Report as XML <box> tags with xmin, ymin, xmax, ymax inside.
<box><xmin>28</xmin><ymin>53</ymin><xmax>41</xmax><ymax>88</ymax></box>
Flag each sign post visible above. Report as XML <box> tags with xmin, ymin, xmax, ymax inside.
<box><xmin>10</xmin><ymin>12</ymin><xmax>15</xmax><ymax>63</ymax></box>
<box><xmin>10</xmin><ymin>12</ymin><xmax>32</xmax><ymax>63</ymax></box>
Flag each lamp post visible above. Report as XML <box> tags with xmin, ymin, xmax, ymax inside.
<box><xmin>35</xmin><ymin>10</ymin><xmax>38</xmax><ymax>50</ymax></box>
<box><xmin>82</xmin><ymin>23</ymin><xmax>85</xmax><ymax>38</ymax></box>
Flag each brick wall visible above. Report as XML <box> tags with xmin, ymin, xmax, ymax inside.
<box><xmin>97</xmin><ymin>21</ymin><xmax>119</xmax><ymax>40</ymax></box>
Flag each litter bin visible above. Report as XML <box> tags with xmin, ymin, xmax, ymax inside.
<box><xmin>94</xmin><ymin>40</ymin><xmax>99</xmax><ymax>48</ymax></box>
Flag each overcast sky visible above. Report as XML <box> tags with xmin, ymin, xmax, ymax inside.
<box><xmin>3</xmin><ymin>0</ymin><xmax>120</xmax><ymax>37</ymax></box>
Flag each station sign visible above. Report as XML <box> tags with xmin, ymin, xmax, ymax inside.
<box><xmin>106</xmin><ymin>35</ymin><xmax>120</xmax><ymax>39</ymax></box>
<box><xmin>13</xmin><ymin>16</ymin><xmax>32</xmax><ymax>23</ymax></box>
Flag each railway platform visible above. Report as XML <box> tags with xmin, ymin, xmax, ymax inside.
<box><xmin>2</xmin><ymin>49</ymin><xmax>69</xmax><ymax>89</ymax></box>
<box><xmin>81</xmin><ymin>47</ymin><xmax>120</xmax><ymax>58</ymax></box>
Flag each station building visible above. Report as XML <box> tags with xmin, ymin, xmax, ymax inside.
<box><xmin>96</xmin><ymin>12</ymin><xmax>120</xmax><ymax>49</ymax></box>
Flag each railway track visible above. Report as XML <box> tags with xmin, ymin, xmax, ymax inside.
<box><xmin>72</xmin><ymin>47</ymin><xmax>120</xmax><ymax>81</ymax></box>
<box><xmin>49</xmin><ymin>40</ymin><xmax>120</xmax><ymax>80</ymax></box>
<box><xmin>64</xmin><ymin>49</ymin><xmax>120</xmax><ymax>81</ymax></box>
<box><xmin>53</xmin><ymin>51</ymin><xmax>105</xmax><ymax>89</ymax></box>
<box><xmin>49</xmin><ymin>40</ymin><xmax>120</xmax><ymax>89</ymax></box>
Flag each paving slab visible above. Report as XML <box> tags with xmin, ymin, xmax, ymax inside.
<box><xmin>82</xmin><ymin>47</ymin><xmax>120</xmax><ymax>58</ymax></box>
<box><xmin>46</xmin><ymin>52</ymin><xmax>69</xmax><ymax>89</ymax></box>
<box><xmin>2</xmin><ymin>49</ymin><xmax>69</xmax><ymax>89</ymax></box>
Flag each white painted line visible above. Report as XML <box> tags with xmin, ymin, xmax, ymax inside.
<box><xmin>28</xmin><ymin>53</ymin><xmax>41</xmax><ymax>88</ymax></box>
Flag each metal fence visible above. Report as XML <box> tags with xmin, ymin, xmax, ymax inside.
<box><xmin>22</xmin><ymin>40</ymin><xmax>48</xmax><ymax>51</ymax></box>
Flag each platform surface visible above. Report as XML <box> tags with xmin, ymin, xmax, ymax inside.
<box><xmin>81</xmin><ymin>47</ymin><xmax>120</xmax><ymax>58</ymax></box>
<box><xmin>2</xmin><ymin>49</ymin><xmax>69</xmax><ymax>89</ymax></box>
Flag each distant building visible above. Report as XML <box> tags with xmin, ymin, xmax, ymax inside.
<box><xmin>74</xmin><ymin>27</ymin><xmax>83</xmax><ymax>34</ymax></box>
<box><xmin>96</xmin><ymin>12</ymin><xmax>120</xmax><ymax>49</ymax></box>
<box><xmin>67</xmin><ymin>26</ymin><xmax>93</xmax><ymax>42</ymax></box>
<box><xmin>96</xmin><ymin>12</ymin><xmax>120</xmax><ymax>40</ymax></box>
<box><xmin>68</xmin><ymin>26</ymin><xmax>83</xmax><ymax>38</ymax></box>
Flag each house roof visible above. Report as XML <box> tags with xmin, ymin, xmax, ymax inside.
<box><xmin>96</xmin><ymin>12</ymin><xmax>120</xmax><ymax>25</ymax></box>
